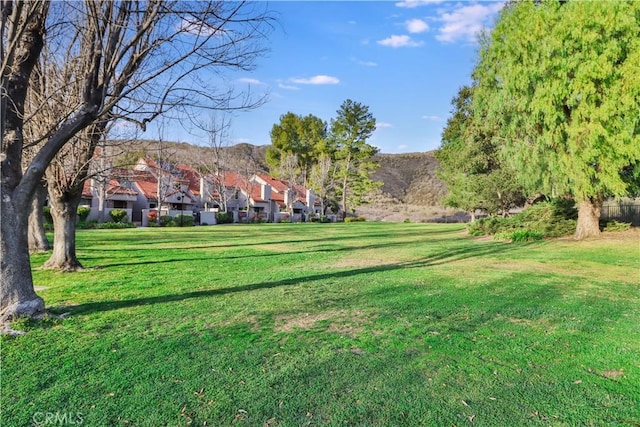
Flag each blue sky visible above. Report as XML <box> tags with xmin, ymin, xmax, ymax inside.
<box><xmin>143</xmin><ymin>1</ymin><xmax>504</xmax><ymax>154</ymax></box>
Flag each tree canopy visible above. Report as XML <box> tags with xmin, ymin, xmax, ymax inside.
<box><xmin>436</xmin><ymin>85</ymin><xmax>525</xmax><ymax>218</ymax></box>
<box><xmin>471</xmin><ymin>0</ymin><xmax>640</xmax><ymax>238</ymax></box>
<box><xmin>266</xmin><ymin>100</ymin><xmax>380</xmax><ymax>218</ymax></box>
<box><xmin>329</xmin><ymin>99</ymin><xmax>380</xmax><ymax>218</ymax></box>
<box><xmin>266</xmin><ymin>112</ymin><xmax>327</xmax><ymax>186</ymax></box>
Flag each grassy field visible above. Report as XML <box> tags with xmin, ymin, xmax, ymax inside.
<box><xmin>2</xmin><ymin>222</ymin><xmax>639</xmax><ymax>426</ymax></box>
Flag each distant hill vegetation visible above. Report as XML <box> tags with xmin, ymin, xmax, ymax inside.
<box><xmin>371</xmin><ymin>152</ymin><xmax>446</xmax><ymax>206</ymax></box>
<box><xmin>111</xmin><ymin>140</ymin><xmax>457</xmax><ymax>222</ymax></box>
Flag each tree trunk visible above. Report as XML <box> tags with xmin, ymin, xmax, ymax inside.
<box><xmin>341</xmin><ymin>174</ymin><xmax>348</xmax><ymax>220</ymax></box>
<box><xmin>1</xmin><ymin>2</ymin><xmax>48</xmax><ymax>322</ymax></box>
<box><xmin>43</xmin><ymin>190</ymin><xmax>83</xmax><ymax>271</ymax></box>
<box><xmin>574</xmin><ymin>197</ymin><xmax>602</xmax><ymax>240</ymax></box>
<box><xmin>1</xmin><ymin>191</ymin><xmax>46</xmax><ymax>322</ymax></box>
<box><xmin>28</xmin><ymin>180</ymin><xmax>51</xmax><ymax>253</ymax></box>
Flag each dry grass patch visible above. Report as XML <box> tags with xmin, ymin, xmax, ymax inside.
<box><xmin>600</xmin><ymin>368</ymin><xmax>625</xmax><ymax>379</ymax></box>
<box><xmin>274</xmin><ymin>309</ymin><xmax>373</xmax><ymax>338</ymax></box>
<box><xmin>330</xmin><ymin>257</ymin><xmax>396</xmax><ymax>269</ymax></box>
<box><xmin>496</xmin><ymin>314</ymin><xmax>557</xmax><ymax>333</ymax></box>
<box><xmin>208</xmin><ymin>314</ymin><xmax>262</xmax><ymax>332</ymax></box>
<box><xmin>260</xmin><ymin>243</ymin><xmax>300</xmax><ymax>253</ymax></box>
<box><xmin>329</xmin><ymin>249</ymin><xmax>413</xmax><ymax>269</ymax></box>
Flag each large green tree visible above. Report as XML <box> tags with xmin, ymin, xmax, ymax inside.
<box><xmin>266</xmin><ymin>112</ymin><xmax>327</xmax><ymax>187</ymax></box>
<box><xmin>437</xmin><ymin>85</ymin><xmax>525</xmax><ymax>219</ymax></box>
<box><xmin>473</xmin><ymin>0</ymin><xmax>640</xmax><ymax>239</ymax></box>
<box><xmin>329</xmin><ymin>99</ymin><xmax>380</xmax><ymax>218</ymax></box>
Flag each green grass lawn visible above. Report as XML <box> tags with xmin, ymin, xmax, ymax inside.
<box><xmin>2</xmin><ymin>222</ymin><xmax>639</xmax><ymax>426</ymax></box>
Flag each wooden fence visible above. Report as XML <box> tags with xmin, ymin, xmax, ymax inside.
<box><xmin>601</xmin><ymin>202</ymin><xmax>640</xmax><ymax>226</ymax></box>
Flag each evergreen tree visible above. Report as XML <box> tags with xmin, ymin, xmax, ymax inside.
<box><xmin>330</xmin><ymin>99</ymin><xmax>380</xmax><ymax>218</ymax></box>
<box><xmin>473</xmin><ymin>0</ymin><xmax>640</xmax><ymax>238</ymax></box>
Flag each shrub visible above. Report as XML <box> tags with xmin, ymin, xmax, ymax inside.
<box><xmin>217</xmin><ymin>212</ymin><xmax>233</xmax><ymax>224</ymax></box>
<box><xmin>77</xmin><ymin>206</ymin><xmax>91</xmax><ymax>222</ymax></box>
<box><xmin>540</xmin><ymin>219</ymin><xmax>577</xmax><ymax>238</ymax></box>
<box><xmin>495</xmin><ymin>230</ymin><xmax>544</xmax><ymax>242</ymax></box>
<box><xmin>468</xmin><ymin>200</ymin><xmax>578</xmax><ymax>239</ymax></box>
<box><xmin>95</xmin><ymin>221</ymin><xmax>135</xmax><ymax>229</ymax></box>
<box><xmin>467</xmin><ymin>217</ymin><xmax>508</xmax><ymax>236</ymax></box>
<box><xmin>77</xmin><ymin>220</ymin><xmax>98</xmax><ymax>229</ymax></box>
<box><xmin>310</xmin><ymin>215</ymin><xmax>331</xmax><ymax>223</ymax></box>
<box><xmin>109</xmin><ymin>209</ymin><xmax>128</xmax><ymax>223</ymax></box>
<box><xmin>160</xmin><ymin>215</ymin><xmax>175</xmax><ymax>227</ymax></box>
<box><xmin>600</xmin><ymin>220</ymin><xmax>631</xmax><ymax>232</ymax></box>
<box><xmin>147</xmin><ymin>210</ymin><xmax>159</xmax><ymax>224</ymax></box>
<box><xmin>249</xmin><ymin>214</ymin><xmax>266</xmax><ymax>224</ymax></box>
<box><xmin>344</xmin><ymin>216</ymin><xmax>366</xmax><ymax>223</ymax></box>
<box><xmin>512</xmin><ymin>230</ymin><xmax>544</xmax><ymax>242</ymax></box>
<box><xmin>278</xmin><ymin>213</ymin><xmax>291</xmax><ymax>223</ymax></box>
<box><xmin>174</xmin><ymin>214</ymin><xmax>194</xmax><ymax>227</ymax></box>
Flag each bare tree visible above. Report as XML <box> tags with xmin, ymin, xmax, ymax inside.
<box><xmin>191</xmin><ymin>112</ymin><xmax>233</xmax><ymax>211</ymax></box>
<box><xmin>1</xmin><ymin>0</ymin><xmax>274</xmax><ymax>321</ymax></box>
<box><xmin>309</xmin><ymin>153</ymin><xmax>335</xmax><ymax>215</ymax></box>
<box><xmin>280</xmin><ymin>152</ymin><xmax>298</xmax><ymax>214</ymax></box>
<box><xmin>43</xmin><ymin>122</ymin><xmax>107</xmax><ymax>270</ymax></box>
<box><xmin>2</xmin><ymin>1</ymin><xmax>52</xmax><ymax>321</ymax></box>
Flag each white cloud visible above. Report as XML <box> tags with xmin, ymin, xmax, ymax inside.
<box><xmin>436</xmin><ymin>3</ymin><xmax>503</xmax><ymax>44</ymax></box>
<box><xmin>237</xmin><ymin>78</ymin><xmax>264</xmax><ymax>85</ymax></box>
<box><xmin>376</xmin><ymin>122</ymin><xmax>393</xmax><ymax>129</ymax></box>
<box><xmin>278</xmin><ymin>83</ymin><xmax>299</xmax><ymax>90</ymax></box>
<box><xmin>179</xmin><ymin>18</ymin><xmax>224</xmax><ymax>36</ymax></box>
<box><xmin>351</xmin><ymin>57</ymin><xmax>378</xmax><ymax>67</ymax></box>
<box><xmin>422</xmin><ymin>115</ymin><xmax>444</xmax><ymax>122</ymax></box>
<box><xmin>377</xmin><ymin>35</ymin><xmax>423</xmax><ymax>48</ymax></box>
<box><xmin>396</xmin><ymin>0</ymin><xmax>443</xmax><ymax>9</ymax></box>
<box><xmin>290</xmin><ymin>75</ymin><xmax>340</xmax><ymax>85</ymax></box>
<box><xmin>406</xmin><ymin>18</ymin><xmax>429</xmax><ymax>34</ymax></box>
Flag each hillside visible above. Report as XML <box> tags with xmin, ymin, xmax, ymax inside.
<box><xmin>356</xmin><ymin>151</ymin><xmax>463</xmax><ymax>223</ymax></box>
<box><xmin>111</xmin><ymin>140</ymin><xmax>460</xmax><ymax>222</ymax></box>
<box><xmin>371</xmin><ymin>152</ymin><xmax>446</xmax><ymax>205</ymax></box>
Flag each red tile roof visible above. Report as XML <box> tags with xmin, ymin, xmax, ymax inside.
<box><xmin>82</xmin><ymin>181</ymin><xmax>93</xmax><ymax>198</ymax></box>
<box><xmin>131</xmin><ymin>170</ymin><xmax>158</xmax><ymax>200</ymax></box>
<box><xmin>140</xmin><ymin>157</ymin><xmax>159</xmax><ymax>170</ymax></box>
<box><xmin>176</xmin><ymin>164</ymin><xmax>201</xmax><ymax>196</ymax></box>
<box><xmin>255</xmin><ymin>173</ymin><xmax>289</xmax><ymax>193</ymax></box>
<box><xmin>106</xmin><ymin>179</ymin><xmax>137</xmax><ymax>196</ymax></box>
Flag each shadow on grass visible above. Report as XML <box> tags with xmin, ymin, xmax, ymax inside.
<box><xmin>62</xmin><ymin>241</ymin><xmax>518</xmax><ymax>316</ymax></box>
<box><xmin>85</xmin><ymin>226</ymin><xmax>465</xmax><ymax>253</ymax></box>
<box><xmin>89</xmin><ymin>234</ymin><xmax>470</xmax><ymax>269</ymax></box>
